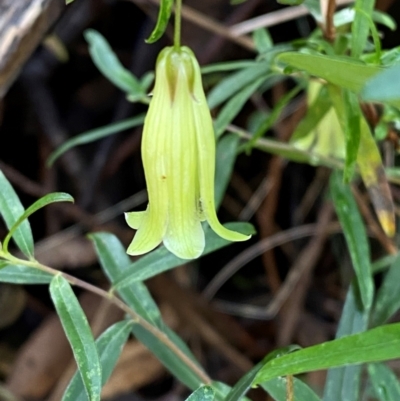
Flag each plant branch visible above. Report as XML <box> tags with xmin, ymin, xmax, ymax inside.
<box><xmin>324</xmin><ymin>0</ymin><xmax>336</xmax><ymax>42</ymax></box>
<box><xmin>1</xmin><ymin>253</ymin><xmax>211</xmax><ymax>385</ymax></box>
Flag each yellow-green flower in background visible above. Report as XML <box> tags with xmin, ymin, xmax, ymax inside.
<box><xmin>125</xmin><ymin>46</ymin><xmax>250</xmax><ymax>260</ymax></box>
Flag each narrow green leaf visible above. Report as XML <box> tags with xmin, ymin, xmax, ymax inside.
<box><xmin>215</xmin><ymin>134</ymin><xmax>240</xmax><ymax>208</ymax></box>
<box><xmin>372</xmin><ymin>253</ymin><xmax>400</xmax><ymax>275</ymax></box>
<box><xmin>47</xmin><ymin>115</ymin><xmax>145</xmax><ymax>166</ymax></box>
<box><xmin>84</xmin><ymin>29</ymin><xmax>142</xmax><ymax>94</ymax></box>
<box><xmin>372</xmin><ymin>254</ymin><xmax>400</xmax><ymax>326</ymax></box>
<box><xmin>146</xmin><ymin>0</ymin><xmax>173</xmax><ymax>43</ymax></box>
<box><xmin>342</xmin><ymin>90</ymin><xmax>361</xmax><ymax>182</ymax></box>
<box><xmin>186</xmin><ymin>386</ymin><xmax>215</xmax><ymax>401</ymax></box>
<box><xmin>62</xmin><ymin>320</ymin><xmax>133</xmax><ymax>401</ymax></box>
<box><xmin>323</xmin><ymin>284</ymin><xmax>369</xmax><ymax>401</ymax></box>
<box><xmin>253</xmin><ymin>29</ymin><xmax>273</xmax><ymax>54</ymax></box>
<box><xmin>0</xmin><ymin>264</ymin><xmax>52</xmax><ymax>284</ymax></box>
<box><xmin>212</xmin><ymin>382</ymin><xmax>235</xmax><ymax>401</ymax></box>
<box><xmin>277</xmin><ymin>52</ymin><xmax>381</xmax><ymax>93</ymax></box>
<box><xmin>334</xmin><ymin>7</ymin><xmax>357</xmax><ymax>27</ymax></box>
<box><xmin>368</xmin><ymin>363</ymin><xmax>400</xmax><ymax>401</ymax></box>
<box><xmin>335</xmin><ymin>284</ymin><xmax>369</xmax><ymax>338</ymax></box>
<box><xmin>112</xmin><ymin>222</ymin><xmax>255</xmax><ymax>290</ymax></box>
<box><xmin>380</xmin><ymin>47</ymin><xmax>400</xmax><ymax>66</ymax></box>
<box><xmin>372</xmin><ymin>10</ymin><xmax>397</xmax><ymax>31</ymax></box>
<box><xmin>330</xmin><ymin>171</ymin><xmax>374</xmax><ymax>310</ymax></box>
<box><xmin>214</xmin><ymin>77</ymin><xmax>265</xmax><ymax>138</ymax></box>
<box><xmin>254</xmin><ymin>323</ymin><xmax>400</xmax><ymax>384</ymax></box>
<box><xmin>303</xmin><ymin>0</ymin><xmax>322</xmax><ymax>21</ymax></box>
<box><xmin>367</xmin><ymin>13</ymin><xmax>382</xmax><ymax>62</ymax></box>
<box><xmin>261</xmin><ymin>377</ymin><xmax>321</xmax><ymax>401</ymax></box>
<box><xmin>351</xmin><ymin>0</ymin><xmax>375</xmax><ymax>58</ymax></box>
<box><xmin>138</xmin><ymin>71</ymin><xmax>154</xmax><ymax>94</ymax></box>
<box><xmin>3</xmin><ymin>193</ymin><xmax>73</xmax><ymax>253</ymax></box>
<box><xmin>334</xmin><ymin>9</ymin><xmax>396</xmax><ymax>30</ymax></box>
<box><xmin>277</xmin><ymin>0</ymin><xmax>304</xmax><ymax>5</ymax></box>
<box><xmin>50</xmin><ymin>275</ymin><xmax>102</xmax><ymax>401</ymax></box>
<box><xmin>212</xmin><ymin>382</ymin><xmax>252</xmax><ymax>401</ymax></box>
<box><xmin>201</xmin><ymin>61</ymin><xmax>256</xmax><ymax>75</ymax></box>
<box><xmin>207</xmin><ymin>64</ymin><xmax>271</xmax><ymax>109</ymax></box>
<box><xmin>89</xmin><ymin>232</ymin><xmax>162</xmax><ymax>326</ymax></box>
<box><xmin>226</xmin><ymin>346</ymin><xmax>300</xmax><ymax>401</ymax></box>
<box><xmin>0</xmin><ymin>169</ymin><xmax>34</xmax><ymax>258</ymax></box>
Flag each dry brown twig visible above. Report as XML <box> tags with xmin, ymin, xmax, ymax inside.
<box><xmin>229</xmin><ymin>0</ymin><xmax>354</xmax><ymax>37</ymax></box>
<box><xmin>322</xmin><ymin>0</ymin><xmax>337</xmax><ymax>41</ymax></box>
<box><xmin>276</xmin><ymin>203</ymin><xmax>333</xmax><ymax>345</ymax></box>
<box><xmin>202</xmin><ymin>221</ymin><xmax>342</xmax><ymax>301</ymax></box>
<box><xmin>150</xmin><ymin>276</ymin><xmax>254</xmax><ymax>372</ymax></box>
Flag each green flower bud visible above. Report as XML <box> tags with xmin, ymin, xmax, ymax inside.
<box><xmin>126</xmin><ymin>46</ymin><xmax>250</xmax><ymax>259</ymax></box>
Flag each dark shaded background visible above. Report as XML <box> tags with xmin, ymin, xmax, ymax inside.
<box><xmin>0</xmin><ymin>0</ymin><xmax>399</xmax><ymax>400</ymax></box>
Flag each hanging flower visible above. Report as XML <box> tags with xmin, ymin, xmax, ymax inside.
<box><xmin>125</xmin><ymin>46</ymin><xmax>250</xmax><ymax>260</ymax></box>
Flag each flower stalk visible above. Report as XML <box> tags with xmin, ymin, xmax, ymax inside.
<box><xmin>174</xmin><ymin>0</ymin><xmax>182</xmax><ymax>50</ymax></box>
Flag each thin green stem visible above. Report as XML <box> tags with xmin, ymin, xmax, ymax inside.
<box><xmin>174</xmin><ymin>0</ymin><xmax>182</xmax><ymax>50</ymax></box>
<box><xmin>2</xmin><ymin>252</ymin><xmax>211</xmax><ymax>385</ymax></box>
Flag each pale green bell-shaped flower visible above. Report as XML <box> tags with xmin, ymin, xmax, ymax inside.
<box><xmin>125</xmin><ymin>46</ymin><xmax>250</xmax><ymax>259</ymax></box>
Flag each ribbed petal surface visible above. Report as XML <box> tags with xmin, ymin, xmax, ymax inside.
<box><xmin>190</xmin><ymin>54</ymin><xmax>251</xmax><ymax>243</ymax></box>
<box><xmin>163</xmin><ymin>60</ymin><xmax>205</xmax><ymax>259</ymax></box>
<box><xmin>126</xmin><ymin>57</ymin><xmax>170</xmax><ymax>256</ymax></box>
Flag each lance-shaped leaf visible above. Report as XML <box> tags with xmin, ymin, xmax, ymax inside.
<box><xmin>277</xmin><ymin>53</ymin><xmax>381</xmax><ymax>93</ymax></box>
<box><xmin>2</xmin><ymin>193</ymin><xmax>73</xmax><ymax>254</ymax></box>
<box><xmin>330</xmin><ymin>171</ymin><xmax>374</xmax><ymax>311</ymax></box>
<box><xmin>146</xmin><ymin>0</ymin><xmax>173</xmax><ymax>43</ymax></box>
<box><xmin>47</xmin><ymin>115</ymin><xmax>145</xmax><ymax>166</ymax></box>
<box><xmin>372</xmin><ymin>254</ymin><xmax>400</xmax><ymax>326</ymax></box>
<box><xmin>328</xmin><ymin>85</ymin><xmax>360</xmax><ymax>182</ymax></box>
<box><xmin>84</xmin><ymin>29</ymin><xmax>142</xmax><ymax>95</ymax></box>
<box><xmin>253</xmin><ymin>323</ymin><xmax>400</xmax><ymax>384</ymax></box>
<box><xmin>368</xmin><ymin>363</ymin><xmax>400</xmax><ymax>401</ymax></box>
<box><xmin>0</xmin><ymin>264</ymin><xmax>52</xmax><ymax>284</ymax></box>
<box><xmin>357</xmin><ymin>115</ymin><xmax>395</xmax><ymax>237</ymax></box>
<box><xmin>50</xmin><ymin>275</ymin><xmax>102</xmax><ymax>401</ymax></box>
<box><xmin>186</xmin><ymin>386</ymin><xmax>215</xmax><ymax>401</ymax></box>
<box><xmin>323</xmin><ymin>284</ymin><xmax>369</xmax><ymax>401</ymax></box>
<box><xmin>351</xmin><ymin>0</ymin><xmax>375</xmax><ymax>58</ymax></box>
<box><xmin>0</xmin><ymin>169</ymin><xmax>34</xmax><ymax>258</ymax></box>
<box><xmin>62</xmin><ymin>320</ymin><xmax>132</xmax><ymax>401</ymax></box>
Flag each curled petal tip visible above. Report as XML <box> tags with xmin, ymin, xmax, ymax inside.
<box><xmin>125</xmin><ymin>211</ymin><xmax>146</xmax><ymax>230</ymax></box>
